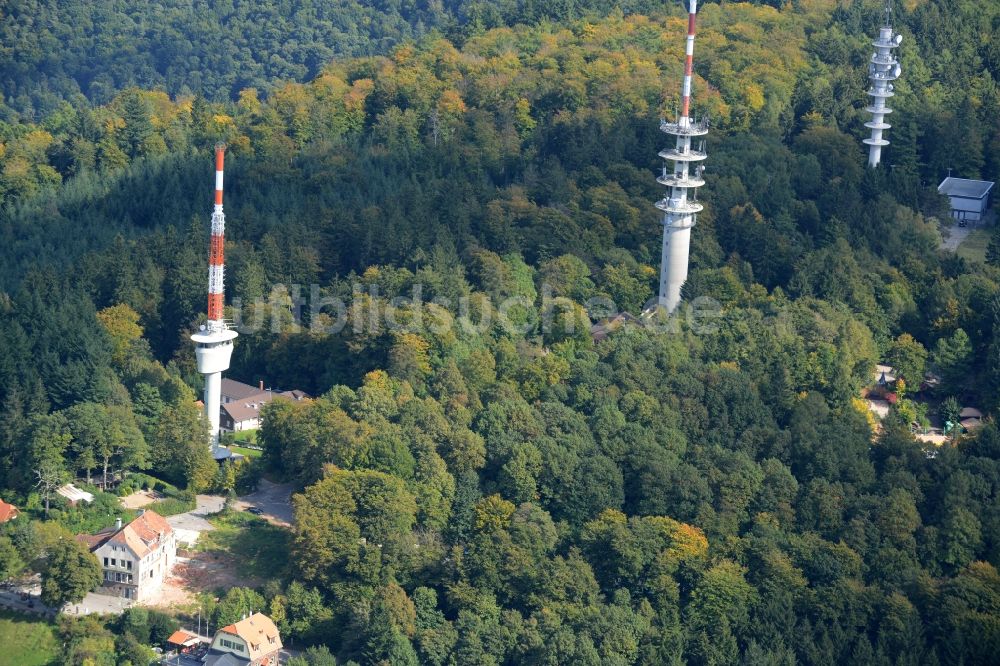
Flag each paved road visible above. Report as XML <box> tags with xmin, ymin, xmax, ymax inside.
<box><xmin>0</xmin><ymin>586</ymin><xmax>55</xmax><ymax>618</ymax></box>
<box><xmin>164</xmin><ymin>480</ymin><xmax>293</xmax><ymax>547</ymax></box>
<box><xmin>940</xmin><ymin>223</ymin><xmax>973</xmax><ymax>251</ymax></box>
<box><xmin>67</xmin><ymin>591</ymin><xmax>132</xmax><ymax>616</ymax></box>
<box><xmin>940</xmin><ymin>211</ymin><xmax>993</xmax><ymax>252</ymax></box>
<box><xmin>234</xmin><ymin>479</ymin><xmax>294</xmax><ymax>526</ymax></box>
<box><xmin>167</xmin><ymin>495</ymin><xmax>224</xmax><ymax>547</ymax></box>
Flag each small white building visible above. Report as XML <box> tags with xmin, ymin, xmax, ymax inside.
<box><xmin>57</xmin><ymin>483</ymin><xmax>94</xmax><ymax>505</ymax></box>
<box><xmin>938</xmin><ymin>177</ymin><xmax>995</xmax><ymax>222</ymax></box>
<box><xmin>77</xmin><ymin>510</ymin><xmax>176</xmax><ymax>602</ymax></box>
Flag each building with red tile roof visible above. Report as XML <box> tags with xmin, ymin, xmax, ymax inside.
<box><xmin>78</xmin><ymin>510</ymin><xmax>176</xmax><ymax>602</ymax></box>
<box><xmin>0</xmin><ymin>499</ymin><xmax>18</xmax><ymax>523</ymax></box>
<box><xmin>206</xmin><ymin>613</ymin><xmax>283</xmax><ymax>666</ymax></box>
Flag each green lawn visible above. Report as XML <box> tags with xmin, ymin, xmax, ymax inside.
<box><xmin>231</xmin><ymin>445</ymin><xmax>262</xmax><ymax>458</ymax></box>
<box><xmin>0</xmin><ymin>610</ymin><xmax>58</xmax><ymax>666</ymax></box>
<box><xmin>232</xmin><ymin>430</ymin><xmax>258</xmax><ymax>444</ymax></box>
<box><xmin>199</xmin><ymin>511</ymin><xmax>291</xmax><ymax>582</ymax></box>
<box><xmin>956</xmin><ymin>227</ymin><xmax>991</xmax><ymax>263</ymax></box>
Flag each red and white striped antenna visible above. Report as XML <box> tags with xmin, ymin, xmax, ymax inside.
<box><xmin>207</xmin><ymin>144</ymin><xmax>227</xmax><ymax>330</ymax></box>
<box><xmin>192</xmin><ymin>144</ymin><xmax>238</xmax><ymax>455</ymax></box>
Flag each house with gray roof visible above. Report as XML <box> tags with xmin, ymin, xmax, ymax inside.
<box><xmin>938</xmin><ymin>177</ymin><xmax>995</xmax><ymax>222</ymax></box>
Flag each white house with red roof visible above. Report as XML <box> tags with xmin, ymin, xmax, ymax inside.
<box><xmin>77</xmin><ymin>509</ymin><xmax>176</xmax><ymax>602</ymax></box>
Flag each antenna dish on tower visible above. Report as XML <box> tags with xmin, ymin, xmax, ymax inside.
<box><xmin>863</xmin><ymin>3</ymin><xmax>903</xmax><ymax>168</ymax></box>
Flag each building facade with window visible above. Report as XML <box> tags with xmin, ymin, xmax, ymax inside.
<box><xmin>205</xmin><ymin>613</ymin><xmax>283</xmax><ymax>666</ymax></box>
<box><xmin>77</xmin><ymin>510</ymin><xmax>176</xmax><ymax>602</ymax></box>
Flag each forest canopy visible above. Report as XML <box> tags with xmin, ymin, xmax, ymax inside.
<box><xmin>1</xmin><ymin>1</ymin><xmax>1000</xmax><ymax>665</ymax></box>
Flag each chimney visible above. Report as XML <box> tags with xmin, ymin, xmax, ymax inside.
<box><xmin>115</xmin><ymin>517</ymin><xmax>122</xmax><ymax>530</ymax></box>
<box><xmin>259</xmin><ymin>380</ymin><xmax>264</xmax><ymax>391</ymax></box>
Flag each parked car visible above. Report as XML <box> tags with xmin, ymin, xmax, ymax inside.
<box><xmin>245</xmin><ymin>506</ymin><xmax>264</xmax><ymax>515</ymax></box>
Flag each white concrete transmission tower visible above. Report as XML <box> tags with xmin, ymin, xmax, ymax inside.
<box><xmin>863</xmin><ymin>0</ymin><xmax>903</xmax><ymax>168</ymax></box>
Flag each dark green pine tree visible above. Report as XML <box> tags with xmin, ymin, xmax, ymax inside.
<box><xmin>887</xmin><ymin>114</ymin><xmax>921</xmax><ymax>207</ymax></box>
<box><xmin>986</xmin><ymin>224</ymin><xmax>1000</xmax><ymax>267</ymax></box>
<box><xmin>954</xmin><ymin>96</ymin><xmax>986</xmax><ymax>179</ymax></box>
<box><xmin>119</xmin><ymin>89</ymin><xmax>153</xmax><ymax>159</ymax></box>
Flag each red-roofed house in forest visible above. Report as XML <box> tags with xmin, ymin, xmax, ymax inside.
<box><xmin>76</xmin><ymin>510</ymin><xmax>176</xmax><ymax>602</ymax></box>
<box><xmin>0</xmin><ymin>499</ymin><xmax>18</xmax><ymax>523</ymax></box>
<box><xmin>204</xmin><ymin>613</ymin><xmax>283</xmax><ymax>666</ymax></box>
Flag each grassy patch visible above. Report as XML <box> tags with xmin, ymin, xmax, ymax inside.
<box><xmin>120</xmin><ymin>472</ymin><xmax>182</xmax><ymax>496</ymax></box>
<box><xmin>232</xmin><ymin>430</ymin><xmax>258</xmax><ymax>444</ymax></box>
<box><xmin>957</xmin><ymin>227</ymin><xmax>991</xmax><ymax>263</ymax></box>
<box><xmin>231</xmin><ymin>445</ymin><xmax>262</xmax><ymax>459</ymax></box>
<box><xmin>0</xmin><ymin>610</ymin><xmax>58</xmax><ymax>666</ymax></box>
<box><xmin>146</xmin><ymin>495</ymin><xmax>197</xmax><ymax>517</ymax></box>
<box><xmin>199</xmin><ymin>510</ymin><xmax>291</xmax><ymax>582</ymax></box>
<box><xmin>145</xmin><ymin>486</ymin><xmax>197</xmax><ymax>517</ymax></box>
<box><xmin>49</xmin><ymin>489</ymin><xmax>134</xmax><ymax>535</ymax></box>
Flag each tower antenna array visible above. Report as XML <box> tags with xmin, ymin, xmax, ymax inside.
<box><xmin>191</xmin><ymin>145</ymin><xmax>239</xmax><ymax>458</ymax></box>
<box><xmin>654</xmin><ymin>0</ymin><xmax>706</xmax><ymax>314</ymax></box>
<box><xmin>863</xmin><ymin>0</ymin><xmax>903</xmax><ymax>168</ymax></box>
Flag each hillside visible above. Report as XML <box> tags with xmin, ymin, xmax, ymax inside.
<box><xmin>0</xmin><ymin>1</ymin><xmax>999</xmax><ymax>665</ymax></box>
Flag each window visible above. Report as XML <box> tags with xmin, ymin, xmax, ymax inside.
<box><xmin>111</xmin><ymin>558</ymin><xmax>116</xmax><ymax>567</ymax></box>
<box><xmin>103</xmin><ymin>557</ymin><xmax>108</xmax><ymax>567</ymax></box>
<box><xmin>126</xmin><ymin>561</ymin><xmax>132</xmax><ymax>570</ymax></box>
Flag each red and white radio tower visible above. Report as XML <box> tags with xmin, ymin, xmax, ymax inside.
<box><xmin>655</xmin><ymin>0</ymin><xmax>707</xmax><ymax>314</ymax></box>
<box><xmin>191</xmin><ymin>145</ymin><xmax>238</xmax><ymax>456</ymax></box>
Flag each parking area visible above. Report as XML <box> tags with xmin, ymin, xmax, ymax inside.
<box><xmin>233</xmin><ymin>479</ymin><xmax>294</xmax><ymax>526</ymax></box>
<box><xmin>940</xmin><ymin>220</ymin><xmax>973</xmax><ymax>251</ymax></box>
<box><xmin>0</xmin><ymin>580</ymin><xmax>55</xmax><ymax>618</ymax></box>
<box><xmin>66</xmin><ymin>591</ymin><xmax>132</xmax><ymax>616</ymax></box>
<box><xmin>167</xmin><ymin>495</ymin><xmax>225</xmax><ymax>547</ymax></box>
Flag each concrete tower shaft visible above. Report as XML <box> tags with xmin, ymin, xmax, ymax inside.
<box><xmin>656</xmin><ymin>0</ymin><xmax>706</xmax><ymax>314</ymax></box>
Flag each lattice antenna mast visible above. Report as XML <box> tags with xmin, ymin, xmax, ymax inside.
<box><xmin>863</xmin><ymin>0</ymin><xmax>903</xmax><ymax>167</ymax></box>
<box><xmin>654</xmin><ymin>0</ymin><xmax>707</xmax><ymax>314</ymax></box>
<box><xmin>191</xmin><ymin>145</ymin><xmax>238</xmax><ymax>454</ymax></box>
